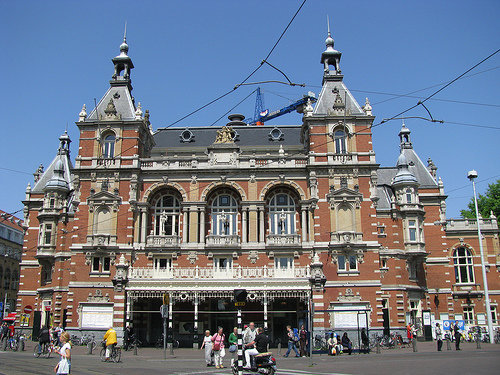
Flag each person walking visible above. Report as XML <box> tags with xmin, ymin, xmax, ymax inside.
<box><xmin>103</xmin><ymin>326</ymin><xmax>117</xmax><ymax>361</ymax></box>
<box><xmin>284</xmin><ymin>325</ymin><xmax>300</xmax><ymax>357</ymax></box>
<box><xmin>453</xmin><ymin>322</ymin><xmax>461</xmax><ymax>350</ymax></box>
<box><xmin>54</xmin><ymin>331</ymin><xmax>71</xmax><ymax>375</ymax></box>
<box><xmin>341</xmin><ymin>332</ymin><xmax>352</xmax><ymax>355</ymax></box>
<box><xmin>435</xmin><ymin>323</ymin><xmax>443</xmax><ymax>351</ymax></box>
<box><xmin>51</xmin><ymin>322</ymin><xmax>62</xmax><ymax>347</ymax></box>
<box><xmin>406</xmin><ymin>323</ymin><xmax>413</xmax><ymax>342</ymax></box>
<box><xmin>299</xmin><ymin>325</ymin><xmax>308</xmax><ymax>357</ymax></box>
<box><xmin>211</xmin><ymin>327</ymin><xmax>226</xmax><ymax>369</ymax></box>
<box><xmin>361</xmin><ymin>328</ymin><xmax>370</xmax><ymax>353</ymax></box>
<box><xmin>228</xmin><ymin>327</ymin><xmax>238</xmax><ymax>366</ymax></box>
<box><xmin>200</xmin><ymin>330</ymin><xmax>213</xmax><ymax>367</ymax></box>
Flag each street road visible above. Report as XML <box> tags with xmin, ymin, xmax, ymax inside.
<box><xmin>0</xmin><ymin>341</ymin><xmax>498</xmax><ymax>374</ymax></box>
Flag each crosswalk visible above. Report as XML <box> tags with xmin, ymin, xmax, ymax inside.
<box><xmin>174</xmin><ymin>369</ymin><xmax>352</xmax><ymax>375</ymax></box>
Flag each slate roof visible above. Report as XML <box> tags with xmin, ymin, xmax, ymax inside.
<box><xmin>313</xmin><ymin>75</ymin><xmax>364</xmax><ymax>116</ymax></box>
<box><xmin>32</xmin><ymin>153</ymin><xmax>73</xmax><ymax>194</ymax></box>
<box><xmin>0</xmin><ymin>210</ymin><xmax>23</xmax><ymax>232</ymax></box>
<box><xmin>86</xmin><ymin>80</ymin><xmax>136</xmax><ymax>121</ymax></box>
<box><xmin>152</xmin><ymin>125</ymin><xmax>304</xmax><ymax>154</ymax></box>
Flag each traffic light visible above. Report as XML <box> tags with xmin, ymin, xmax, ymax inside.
<box><xmin>234</xmin><ymin>289</ymin><xmax>247</xmax><ymax>303</ymax></box>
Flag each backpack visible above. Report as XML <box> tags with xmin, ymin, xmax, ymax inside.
<box><xmin>293</xmin><ymin>328</ymin><xmax>299</xmax><ymax>342</ymax></box>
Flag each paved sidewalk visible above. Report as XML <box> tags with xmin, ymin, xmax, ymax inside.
<box><xmin>0</xmin><ymin>340</ymin><xmax>498</xmax><ymax>374</ymax></box>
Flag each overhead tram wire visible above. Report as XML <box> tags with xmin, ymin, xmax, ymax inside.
<box><xmin>210</xmin><ymin>88</ymin><xmax>258</xmax><ymax>126</ymax></box>
<box><xmin>163</xmin><ymin>0</ymin><xmax>308</xmax><ymax>129</ymax></box>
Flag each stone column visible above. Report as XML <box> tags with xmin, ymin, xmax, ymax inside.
<box><xmin>301</xmin><ymin>207</ymin><xmax>307</xmax><ymax>242</ymax></box>
<box><xmin>182</xmin><ymin>211</ymin><xmax>188</xmax><ymax>243</ymax></box>
<box><xmin>126</xmin><ymin>294</ymin><xmax>133</xmax><ymax>327</ymax></box>
<box><xmin>259</xmin><ymin>207</ymin><xmax>265</xmax><ymax>243</ymax></box>
<box><xmin>141</xmin><ymin>209</ymin><xmax>147</xmax><ymax>244</ymax></box>
<box><xmin>199</xmin><ymin>207</ymin><xmax>205</xmax><ymax>244</ymax></box>
<box><xmin>242</xmin><ymin>207</ymin><xmax>247</xmax><ymax>243</ymax></box>
<box><xmin>308</xmin><ymin>210</ymin><xmax>315</xmax><ymax>242</ymax></box>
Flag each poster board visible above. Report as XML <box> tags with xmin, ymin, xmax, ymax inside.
<box><xmin>80</xmin><ymin>304</ymin><xmax>113</xmax><ymax>329</ymax></box>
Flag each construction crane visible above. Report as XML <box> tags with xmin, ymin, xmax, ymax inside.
<box><xmin>245</xmin><ymin>88</ymin><xmax>317</xmax><ymax>125</ymax></box>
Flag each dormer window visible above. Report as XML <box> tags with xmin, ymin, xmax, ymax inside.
<box><xmin>103</xmin><ymin>134</ymin><xmax>116</xmax><ymax>158</ymax></box>
<box><xmin>333</xmin><ymin>129</ymin><xmax>347</xmax><ymax>153</ymax></box>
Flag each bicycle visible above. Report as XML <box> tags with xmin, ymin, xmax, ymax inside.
<box><xmin>3</xmin><ymin>336</ymin><xmax>18</xmax><ymax>351</ymax></box>
<box><xmin>124</xmin><ymin>334</ymin><xmax>141</xmax><ymax>351</ymax></box>
<box><xmin>100</xmin><ymin>343</ymin><xmax>121</xmax><ymax>363</ymax></box>
<box><xmin>154</xmin><ymin>336</ymin><xmax>179</xmax><ymax>349</ymax></box>
<box><xmin>34</xmin><ymin>341</ymin><xmax>54</xmax><ymax>358</ymax></box>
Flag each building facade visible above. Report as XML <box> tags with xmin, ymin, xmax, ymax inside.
<box><xmin>0</xmin><ymin>210</ymin><xmax>23</xmax><ymax>318</ymax></box>
<box><xmin>17</xmin><ymin>32</ymin><xmax>499</xmax><ymax>346</ymax></box>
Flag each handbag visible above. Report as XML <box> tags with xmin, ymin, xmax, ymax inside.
<box><xmin>229</xmin><ymin>344</ymin><xmax>237</xmax><ymax>353</ymax></box>
<box><xmin>55</xmin><ymin>357</ymin><xmax>70</xmax><ymax>374</ymax></box>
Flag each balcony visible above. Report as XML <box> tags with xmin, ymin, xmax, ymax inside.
<box><xmin>86</xmin><ymin>234</ymin><xmax>117</xmax><ymax>247</ymax></box>
<box><xmin>128</xmin><ymin>265</ymin><xmax>310</xmax><ymax>280</ymax></box>
<box><xmin>205</xmin><ymin>234</ymin><xmax>240</xmax><ymax>247</ymax></box>
<box><xmin>266</xmin><ymin>234</ymin><xmax>301</xmax><ymax>246</ymax></box>
<box><xmin>146</xmin><ymin>235</ymin><xmax>181</xmax><ymax>248</ymax></box>
<box><xmin>36</xmin><ymin>244</ymin><xmax>56</xmax><ymax>258</ymax></box>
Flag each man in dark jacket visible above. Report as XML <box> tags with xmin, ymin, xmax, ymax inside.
<box><xmin>453</xmin><ymin>322</ymin><xmax>461</xmax><ymax>350</ymax></box>
<box><xmin>38</xmin><ymin>325</ymin><xmax>50</xmax><ymax>354</ymax></box>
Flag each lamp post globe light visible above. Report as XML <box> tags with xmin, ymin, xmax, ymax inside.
<box><xmin>467</xmin><ymin>170</ymin><xmax>494</xmax><ymax>344</ymax></box>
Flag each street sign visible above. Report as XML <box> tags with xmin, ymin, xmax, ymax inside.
<box><xmin>163</xmin><ymin>293</ymin><xmax>170</xmax><ymax>305</ymax></box>
<box><xmin>160</xmin><ymin>304</ymin><xmax>168</xmax><ymax>318</ymax></box>
<box><xmin>24</xmin><ymin>305</ymin><xmax>33</xmax><ymax>314</ymax></box>
<box><xmin>20</xmin><ymin>314</ymin><xmax>30</xmax><ymax>327</ymax></box>
<box><xmin>235</xmin><ymin>301</ymin><xmax>246</xmax><ymax>307</ymax></box>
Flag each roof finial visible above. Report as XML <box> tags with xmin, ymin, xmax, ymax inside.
<box><xmin>327</xmin><ymin>15</ymin><xmax>331</xmax><ymax>37</ymax></box>
<box><xmin>123</xmin><ymin>21</ymin><xmax>127</xmax><ymax>43</ymax></box>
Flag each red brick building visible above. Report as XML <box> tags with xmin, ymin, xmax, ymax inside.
<box><xmin>17</xmin><ymin>32</ymin><xmax>499</xmax><ymax>346</ymax></box>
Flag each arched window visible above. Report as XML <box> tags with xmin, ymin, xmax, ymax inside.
<box><xmin>333</xmin><ymin>129</ymin><xmax>347</xmax><ymax>154</ymax></box>
<box><xmin>153</xmin><ymin>194</ymin><xmax>181</xmax><ymax>236</ymax></box>
<box><xmin>269</xmin><ymin>193</ymin><xmax>296</xmax><ymax>235</ymax></box>
<box><xmin>338</xmin><ymin>204</ymin><xmax>355</xmax><ymax>232</ymax></box>
<box><xmin>103</xmin><ymin>134</ymin><xmax>116</xmax><ymax>158</ymax></box>
<box><xmin>453</xmin><ymin>247</ymin><xmax>474</xmax><ymax>284</ymax></box>
<box><xmin>210</xmin><ymin>194</ymin><xmax>237</xmax><ymax>236</ymax></box>
<box><xmin>94</xmin><ymin>207</ymin><xmax>112</xmax><ymax>234</ymax></box>
<box><xmin>4</xmin><ymin>268</ymin><xmax>10</xmax><ymax>289</ymax></box>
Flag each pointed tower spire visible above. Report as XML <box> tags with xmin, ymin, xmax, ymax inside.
<box><xmin>112</xmin><ymin>24</ymin><xmax>134</xmax><ymax>82</ymax></box>
<box><xmin>321</xmin><ymin>16</ymin><xmax>342</xmax><ymax>75</ymax></box>
<box><xmin>399</xmin><ymin>121</ymin><xmax>412</xmax><ymax>150</ymax></box>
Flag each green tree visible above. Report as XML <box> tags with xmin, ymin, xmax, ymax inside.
<box><xmin>460</xmin><ymin>180</ymin><xmax>500</xmax><ymax>225</ymax></box>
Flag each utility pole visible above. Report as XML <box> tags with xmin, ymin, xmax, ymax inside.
<box><xmin>468</xmin><ymin>170</ymin><xmax>494</xmax><ymax>344</ymax></box>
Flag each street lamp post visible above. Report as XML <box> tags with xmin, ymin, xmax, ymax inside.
<box><xmin>467</xmin><ymin>170</ymin><xmax>494</xmax><ymax>344</ymax></box>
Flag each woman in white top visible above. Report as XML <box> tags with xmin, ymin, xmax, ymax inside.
<box><xmin>200</xmin><ymin>330</ymin><xmax>213</xmax><ymax>367</ymax></box>
<box><xmin>55</xmin><ymin>331</ymin><xmax>71</xmax><ymax>375</ymax></box>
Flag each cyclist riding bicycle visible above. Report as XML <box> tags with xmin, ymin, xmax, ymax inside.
<box><xmin>38</xmin><ymin>325</ymin><xmax>50</xmax><ymax>354</ymax></box>
<box><xmin>103</xmin><ymin>326</ymin><xmax>117</xmax><ymax>361</ymax></box>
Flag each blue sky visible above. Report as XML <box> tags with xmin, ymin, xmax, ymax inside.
<box><xmin>1</xmin><ymin>0</ymin><xmax>499</xmax><ymax>220</ymax></box>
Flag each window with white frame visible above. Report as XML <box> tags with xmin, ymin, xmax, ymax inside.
<box><xmin>491</xmin><ymin>306</ymin><xmax>498</xmax><ymax>324</ymax></box>
<box><xmin>268</xmin><ymin>193</ymin><xmax>296</xmax><ymax>235</ymax></box>
<box><xmin>275</xmin><ymin>256</ymin><xmax>293</xmax><ymax>270</ymax></box>
<box><xmin>153</xmin><ymin>194</ymin><xmax>181</xmax><ymax>236</ymax></box>
<box><xmin>337</xmin><ymin>254</ymin><xmax>358</xmax><ymax>272</ymax></box>
<box><xmin>214</xmin><ymin>257</ymin><xmax>232</xmax><ymax>271</ymax></box>
<box><xmin>463</xmin><ymin>306</ymin><xmax>474</xmax><ymax>324</ymax></box>
<box><xmin>406</xmin><ymin>188</ymin><xmax>412</xmax><ymax>204</ymax></box>
<box><xmin>408</xmin><ymin>220</ymin><xmax>417</xmax><ymax>242</ymax></box>
<box><xmin>102</xmin><ymin>134</ymin><xmax>115</xmax><ymax>158</ymax></box>
<box><xmin>154</xmin><ymin>257</ymin><xmax>172</xmax><ymax>270</ymax></box>
<box><xmin>453</xmin><ymin>247</ymin><xmax>475</xmax><ymax>284</ymax></box>
<box><xmin>333</xmin><ymin>129</ymin><xmax>347</xmax><ymax>154</ymax></box>
<box><xmin>211</xmin><ymin>194</ymin><xmax>238</xmax><ymax>236</ymax></box>
<box><xmin>39</xmin><ymin>223</ymin><xmax>53</xmax><ymax>246</ymax></box>
<box><xmin>91</xmin><ymin>256</ymin><xmax>111</xmax><ymax>273</ymax></box>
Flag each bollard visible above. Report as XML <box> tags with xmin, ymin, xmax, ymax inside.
<box><xmin>87</xmin><ymin>342</ymin><xmax>93</xmax><ymax>355</ymax></box>
<box><xmin>277</xmin><ymin>342</ymin><xmax>281</xmax><ymax>355</ymax></box>
<box><xmin>446</xmin><ymin>339</ymin><xmax>451</xmax><ymax>351</ymax></box>
<box><xmin>476</xmin><ymin>335</ymin><xmax>481</xmax><ymax>349</ymax></box>
<box><xmin>134</xmin><ymin>343</ymin><xmax>138</xmax><ymax>355</ymax></box>
<box><xmin>376</xmin><ymin>340</ymin><xmax>380</xmax><ymax>354</ymax></box>
<box><xmin>412</xmin><ymin>339</ymin><xmax>417</xmax><ymax>352</ymax></box>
